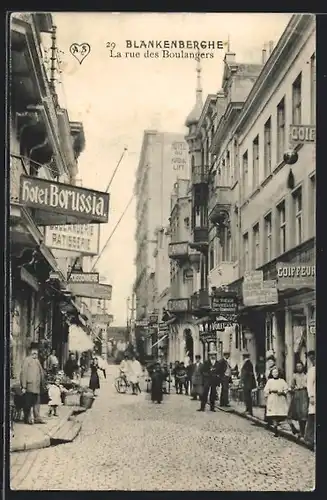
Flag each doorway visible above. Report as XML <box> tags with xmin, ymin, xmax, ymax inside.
<box><xmin>184</xmin><ymin>328</ymin><xmax>194</xmax><ymax>362</ymax></box>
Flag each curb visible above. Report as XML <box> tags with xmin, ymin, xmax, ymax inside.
<box><xmin>11</xmin><ymin>436</ymin><xmax>51</xmax><ymax>453</ymax></box>
<box><xmin>217</xmin><ymin>405</ymin><xmax>313</xmax><ymax>451</ymax></box>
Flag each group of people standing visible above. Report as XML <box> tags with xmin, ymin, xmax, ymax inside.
<box><xmin>172</xmin><ymin>351</ymin><xmax>232</xmax><ymax>411</ymax></box>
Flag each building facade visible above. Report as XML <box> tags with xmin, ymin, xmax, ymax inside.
<box><xmin>9</xmin><ymin>13</ymin><xmax>90</xmax><ymax>377</ymax></box>
<box><xmin>207</xmin><ymin>14</ymin><xmax>315</xmax><ymax>381</ymax></box>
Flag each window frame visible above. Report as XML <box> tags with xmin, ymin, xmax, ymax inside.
<box><xmin>264</xmin><ymin>211</ymin><xmax>272</xmax><ymax>263</ymax></box>
<box><xmin>277</xmin><ymin>199</ymin><xmax>286</xmax><ymax>255</ymax></box>
<box><xmin>277</xmin><ymin>97</ymin><xmax>286</xmax><ymax>163</ymax></box>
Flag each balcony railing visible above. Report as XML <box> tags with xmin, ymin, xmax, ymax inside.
<box><xmin>191</xmin><ymin>165</ymin><xmax>210</xmax><ymax>185</ymax></box>
<box><xmin>167</xmin><ymin>298</ymin><xmax>190</xmax><ymax>313</ymax></box>
<box><xmin>168</xmin><ymin>241</ymin><xmax>189</xmax><ymax>260</ymax></box>
<box><xmin>208</xmin><ymin>186</ymin><xmax>233</xmax><ymax>223</ymax></box>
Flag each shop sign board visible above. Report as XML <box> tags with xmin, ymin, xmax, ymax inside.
<box><xmin>20</xmin><ymin>175</ymin><xmax>110</xmax><ymax>224</ymax></box>
<box><xmin>149</xmin><ymin>314</ymin><xmax>159</xmax><ymax>324</ymax></box>
<box><xmin>67</xmin><ymin>282</ymin><xmax>112</xmax><ymax>300</ymax></box>
<box><xmin>44</xmin><ymin>224</ymin><xmax>100</xmax><ymax>256</ymax></box>
<box><xmin>69</xmin><ymin>272</ymin><xmax>99</xmax><ymax>284</ymax></box>
<box><xmin>211</xmin><ymin>291</ymin><xmax>238</xmax><ymax>319</ymax></box>
<box><xmin>135</xmin><ymin>319</ymin><xmax>149</xmax><ymax>327</ymax></box>
<box><xmin>243</xmin><ymin>276</ymin><xmax>278</xmax><ymax>307</ymax></box>
<box><xmin>168</xmin><ymin>242</ymin><xmax>189</xmax><ymax>257</ymax></box>
<box><xmin>276</xmin><ymin>263</ymin><xmax>315</xmax><ymax>290</ymax></box>
<box><xmin>199</xmin><ymin>331</ymin><xmax>217</xmax><ymax>343</ymax></box>
<box><xmin>244</xmin><ymin>270</ymin><xmax>263</xmax><ymax>284</ymax></box>
<box><xmin>309</xmin><ymin>319</ymin><xmax>315</xmax><ymax>336</ymax></box>
<box><xmin>167</xmin><ymin>298</ymin><xmax>189</xmax><ymax>312</ymax></box>
<box><xmin>289</xmin><ymin>124</ymin><xmax>315</xmax><ymax>144</ymax></box>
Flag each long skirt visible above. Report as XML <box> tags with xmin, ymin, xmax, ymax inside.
<box><xmin>89</xmin><ymin>372</ymin><xmax>100</xmax><ymax>391</ymax></box>
<box><xmin>151</xmin><ymin>379</ymin><xmax>163</xmax><ymax>402</ymax></box>
<box><xmin>288</xmin><ymin>388</ymin><xmax>309</xmax><ymax>421</ymax></box>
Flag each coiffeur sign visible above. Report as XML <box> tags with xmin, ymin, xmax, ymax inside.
<box><xmin>276</xmin><ymin>262</ymin><xmax>315</xmax><ymax>290</ymax></box>
<box><xmin>20</xmin><ymin>175</ymin><xmax>110</xmax><ymax>225</ymax></box>
<box><xmin>44</xmin><ymin>224</ymin><xmax>100</xmax><ymax>256</ymax></box>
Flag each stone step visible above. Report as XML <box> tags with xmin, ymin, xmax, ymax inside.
<box><xmin>50</xmin><ymin>419</ymin><xmax>81</xmax><ymax>442</ymax></box>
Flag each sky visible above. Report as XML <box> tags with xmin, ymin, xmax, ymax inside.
<box><xmin>45</xmin><ymin>12</ymin><xmax>292</xmax><ymax>326</ymax></box>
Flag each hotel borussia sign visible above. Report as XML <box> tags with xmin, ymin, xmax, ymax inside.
<box><xmin>19</xmin><ymin>175</ymin><xmax>110</xmax><ymax>225</ymax></box>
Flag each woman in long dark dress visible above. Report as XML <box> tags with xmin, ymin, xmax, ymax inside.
<box><xmin>89</xmin><ymin>357</ymin><xmax>100</xmax><ymax>396</ymax></box>
<box><xmin>150</xmin><ymin>363</ymin><xmax>165</xmax><ymax>404</ymax></box>
<box><xmin>288</xmin><ymin>361</ymin><xmax>309</xmax><ymax>438</ymax></box>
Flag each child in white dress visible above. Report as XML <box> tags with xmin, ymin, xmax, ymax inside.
<box><xmin>264</xmin><ymin>367</ymin><xmax>289</xmax><ymax>436</ymax></box>
<box><xmin>48</xmin><ymin>376</ymin><xmax>65</xmax><ymax>417</ymax></box>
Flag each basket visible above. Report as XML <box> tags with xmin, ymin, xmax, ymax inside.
<box><xmin>80</xmin><ymin>393</ymin><xmax>95</xmax><ymax>409</ymax></box>
<box><xmin>64</xmin><ymin>392</ymin><xmax>81</xmax><ymax>406</ymax></box>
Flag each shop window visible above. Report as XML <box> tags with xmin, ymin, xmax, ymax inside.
<box><xmin>277</xmin><ymin>97</ymin><xmax>286</xmax><ymax>163</ymax></box>
<box><xmin>309</xmin><ymin>175</ymin><xmax>316</xmax><ymax>237</ymax></box>
<box><xmin>266</xmin><ymin>315</ymin><xmax>273</xmax><ymax>352</ymax></box>
<box><xmin>292</xmin><ymin>73</ymin><xmax>302</xmax><ymax>125</ymax></box>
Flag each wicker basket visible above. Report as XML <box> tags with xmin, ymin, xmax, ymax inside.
<box><xmin>64</xmin><ymin>392</ymin><xmax>81</xmax><ymax>406</ymax></box>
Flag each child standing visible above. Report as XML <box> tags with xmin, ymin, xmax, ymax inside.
<box><xmin>263</xmin><ymin>367</ymin><xmax>289</xmax><ymax>436</ymax></box>
<box><xmin>47</xmin><ymin>377</ymin><xmax>64</xmax><ymax>417</ymax></box>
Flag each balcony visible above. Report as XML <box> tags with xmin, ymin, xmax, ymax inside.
<box><xmin>191</xmin><ymin>227</ymin><xmax>209</xmax><ymax>250</ymax></box>
<box><xmin>168</xmin><ymin>241</ymin><xmax>189</xmax><ymax>261</ymax></box>
<box><xmin>208</xmin><ymin>262</ymin><xmax>236</xmax><ymax>289</ymax></box>
<box><xmin>167</xmin><ymin>298</ymin><xmax>190</xmax><ymax>313</ymax></box>
<box><xmin>191</xmin><ymin>165</ymin><xmax>210</xmax><ymax>185</ymax></box>
<box><xmin>190</xmin><ymin>289</ymin><xmax>211</xmax><ymax>313</ymax></box>
<box><xmin>208</xmin><ymin>186</ymin><xmax>233</xmax><ymax>225</ymax></box>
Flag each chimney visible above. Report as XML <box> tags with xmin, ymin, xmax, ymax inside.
<box><xmin>262</xmin><ymin>43</ymin><xmax>267</xmax><ymax>64</ymax></box>
<box><xmin>268</xmin><ymin>40</ymin><xmax>274</xmax><ymax>55</ymax></box>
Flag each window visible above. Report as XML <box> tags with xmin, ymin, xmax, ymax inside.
<box><xmin>243</xmin><ymin>232</ymin><xmax>249</xmax><ymax>272</ymax></box>
<box><xmin>264</xmin><ymin>212</ymin><xmax>272</xmax><ymax>263</ymax></box>
<box><xmin>242</xmin><ymin>151</ymin><xmax>248</xmax><ymax>198</ymax></box>
<box><xmin>309</xmin><ymin>175</ymin><xmax>316</xmax><ymax>236</ymax></box>
<box><xmin>310</xmin><ymin>53</ymin><xmax>316</xmax><ymax>124</ymax></box>
<box><xmin>226</xmin><ymin>150</ymin><xmax>231</xmax><ymax>185</ymax></box>
<box><xmin>292</xmin><ymin>73</ymin><xmax>302</xmax><ymax>125</ymax></box>
<box><xmin>293</xmin><ymin>187</ymin><xmax>303</xmax><ymax>245</ymax></box>
<box><xmin>264</xmin><ymin>117</ymin><xmax>272</xmax><ymax>176</ymax></box>
<box><xmin>252</xmin><ymin>136</ymin><xmax>259</xmax><ymax>189</ymax></box>
<box><xmin>252</xmin><ymin>223</ymin><xmax>260</xmax><ymax>268</ymax></box>
<box><xmin>209</xmin><ymin>244</ymin><xmax>215</xmax><ymax>271</ymax></box>
<box><xmin>221</xmin><ymin>227</ymin><xmax>232</xmax><ymax>262</ymax></box>
<box><xmin>277</xmin><ymin>200</ymin><xmax>286</xmax><ymax>254</ymax></box>
<box><xmin>277</xmin><ymin>98</ymin><xmax>285</xmax><ymax>163</ymax></box>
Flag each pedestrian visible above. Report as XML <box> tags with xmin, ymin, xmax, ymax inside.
<box><xmin>96</xmin><ymin>355</ymin><xmax>107</xmax><ymax>379</ymax></box>
<box><xmin>20</xmin><ymin>342</ymin><xmax>46</xmax><ymax>425</ymax></box>
<box><xmin>265</xmin><ymin>353</ymin><xmax>277</xmax><ymax>380</ymax></box>
<box><xmin>150</xmin><ymin>362</ymin><xmax>165</xmax><ymax>404</ymax></box>
<box><xmin>197</xmin><ymin>350</ymin><xmax>223</xmax><ymax>412</ymax></box>
<box><xmin>304</xmin><ymin>350</ymin><xmax>315</xmax><ymax>449</ymax></box>
<box><xmin>186</xmin><ymin>360</ymin><xmax>193</xmax><ymax>395</ymax></box>
<box><xmin>64</xmin><ymin>353</ymin><xmax>79</xmax><ymax>380</ymax></box>
<box><xmin>288</xmin><ymin>361</ymin><xmax>309</xmax><ymax>438</ymax></box>
<box><xmin>172</xmin><ymin>361</ymin><xmax>180</xmax><ymax>394</ymax></box>
<box><xmin>89</xmin><ymin>357</ymin><xmax>100</xmax><ymax>396</ymax></box>
<box><xmin>264</xmin><ymin>367</ymin><xmax>289</xmax><ymax>436</ymax></box>
<box><xmin>220</xmin><ymin>352</ymin><xmax>232</xmax><ymax>407</ymax></box>
<box><xmin>129</xmin><ymin>355</ymin><xmax>143</xmax><ymax>395</ymax></box>
<box><xmin>240</xmin><ymin>353</ymin><xmax>256</xmax><ymax>416</ymax></box>
<box><xmin>176</xmin><ymin>362</ymin><xmax>188</xmax><ymax>395</ymax></box>
<box><xmin>46</xmin><ymin>349</ymin><xmax>59</xmax><ymax>376</ymax></box>
<box><xmin>47</xmin><ymin>376</ymin><xmax>66</xmax><ymax>417</ymax></box>
<box><xmin>80</xmin><ymin>353</ymin><xmax>87</xmax><ymax>378</ymax></box>
<box><xmin>190</xmin><ymin>355</ymin><xmax>204</xmax><ymax>401</ymax></box>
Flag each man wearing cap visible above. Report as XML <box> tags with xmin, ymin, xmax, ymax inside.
<box><xmin>190</xmin><ymin>355</ymin><xmax>204</xmax><ymax>401</ymax></box>
<box><xmin>197</xmin><ymin>350</ymin><xmax>224</xmax><ymax>412</ymax></box>
<box><xmin>20</xmin><ymin>343</ymin><xmax>46</xmax><ymax>424</ymax></box>
<box><xmin>240</xmin><ymin>353</ymin><xmax>257</xmax><ymax>416</ymax></box>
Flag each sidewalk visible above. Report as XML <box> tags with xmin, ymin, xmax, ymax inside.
<box><xmin>11</xmin><ymin>375</ymin><xmax>92</xmax><ymax>453</ymax></box>
<box><xmin>216</xmin><ymin>399</ymin><xmax>312</xmax><ymax>450</ymax></box>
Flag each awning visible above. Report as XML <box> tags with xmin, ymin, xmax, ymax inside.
<box><xmin>68</xmin><ymin>324</ymin><xmax>93</xmax><ymax>352</ymax></box>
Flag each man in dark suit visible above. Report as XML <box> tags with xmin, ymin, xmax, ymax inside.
<box><xmin>197</xmin><ymin>350</ymin><xmax>224</xmax><ymax>412</ymax></box>
<box><xmin>219</xmin><ymin>352</ymin><xmax>232</xmax><ymax>407</ymax></box>
<box><xmin>240</xmin><ymin>352</ymin><xmax>256</xmax><ymax>416</ymax></box>
<box><xmin>190</xmin><ymin>355</ymin><xmax>203</xmax><ymax>401</ymax></box>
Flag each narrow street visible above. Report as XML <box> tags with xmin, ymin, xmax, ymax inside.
<box><xmin>11</xmin><ymin>366</ymin><xmax>315</xmax><ymax>491</ymax></box>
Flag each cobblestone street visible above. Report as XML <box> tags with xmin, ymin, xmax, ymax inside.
<box><xmin>10</xmin><ymin>368</ymin><xmax>315</xmax><ymax>491</ymax></box>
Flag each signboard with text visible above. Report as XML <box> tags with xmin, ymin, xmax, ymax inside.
<box><xmin>243</xmin><ymin>271</ymin><xmax>278</xmax><ymax>307</ymax></box>
<box><xmin>276</xmin><ymin>263</ymin><xmax>315</xmax><ymax>290</ymax></box>
<box><xmin>171</xmin><ymin>141</ymin><xmax>189</xmax><ymax>173</ymax></box>
<box><xmin>167</xmin><ymin>298</ymin><xmax>189</xmax><ymax>313</ymax></box>
<box><xmin>20</xmin><ymin>175</ymin><xmax>110</xmax><ymax>224</ymax></box>
<box><xmin>289</xmin><ymin>124</ymin><xmax>315</xmax><ymax>144</ymax></box>
<box><xmin>45</xmin><ymin>224</ymin><xmax>100</xmax><ymax>256</ymax></box>
<box><xmin>168</xmin><ymin>241</ymin><xmax>189</xmax><ymax>258</ymax></box>
<box><xmin>211</xmin><ymin>291</ymin><xmax>238</xmax><ymax>320</ymax></box>
<box><xmin>69</xmin><ymin>272</ymin><xmax>99</xmax><ymax>284</ymax></box>
<box><xmin>67</xmin><ymin>282</ymin><xmax>112</xmax><ymax>300</ymax></box>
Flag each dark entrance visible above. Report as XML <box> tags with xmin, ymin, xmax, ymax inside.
<box><xmin>184</xmin><ymin>328</ymin><xmax>194</xmax><ymax>362</ymax></box>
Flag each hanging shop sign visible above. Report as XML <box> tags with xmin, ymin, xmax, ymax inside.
<box><xmin>20</xmin><ymin>175</ymin><xmax>110</xmax><ymax>225</ymax></box>
<box><xmin>289</xmin><ymin>124</ymin><xmax>315</xmax><ymax>144</ymax></box>
<box><xmin>67</xmin><ymin>282</ymin><xmax>112</xmax><ymax>300</ymax></box>
<box><xmin>276</xmin><ymin>263</ymin><xmax>315</xmax><ymax>290</ymax></box>
<box><xmin>211</xmin><ymin>291</ymin><xmax>238</xmax><ymax>320</ymax></box>
<box><xmin>44</xmin><ymin>224</ymin><xmax>100</xmax><ymax>256</ymax></box>
<box><xmin>199</xmin><ymin>331</ymin><xmax>217</xmax><ymax>343</ymax></box>
<box><xmin>243</xmin><ymin>271</ymin><xmax>278</xmax><ymax>307</ymax></box>
<box><xmin>69</xmin><ymin>272</ymin><xmax>99</xmax><ymax>284</ymax></box>
<box><xmin>168</xmin><ymin>242</ymin><xmax>189</xmax><ymax>258</ymax></box>
<box><xmin>149</xmin><ymin>314</ymin><xmax>159</xmax><ymax>324</ymax></box>
<box><xmin>158</xmin><ymin>322</ymin><xmax>170</xmax><ymax>336</ymax></box>
<box><xmin>167</xmin><ymin>298</ymin><xmax>189</xmax><ymax>313</ymax></box>
<box><xmin>135</xmin><ymin>319</ymin><xmax>149</xmax><ymax>327</ymax></box>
